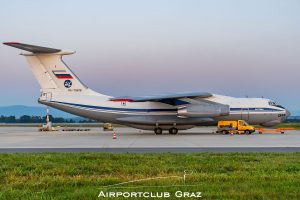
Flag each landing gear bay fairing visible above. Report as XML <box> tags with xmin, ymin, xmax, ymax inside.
<box><xmin>4</xmin><ymin>42</ymin><xmax>290</xmax><ymax>134</ymax></box>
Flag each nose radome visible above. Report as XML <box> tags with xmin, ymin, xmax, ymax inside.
<box><xmin>286</xmin><ymin>109</ymin><xmax>291</xmax><ymax>117</ymax></box>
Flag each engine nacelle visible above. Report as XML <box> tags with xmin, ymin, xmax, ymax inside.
<box><xmin>178</xmin><ymin>103</ymin><xmax>229</xmax><ymax>117</ymax></box>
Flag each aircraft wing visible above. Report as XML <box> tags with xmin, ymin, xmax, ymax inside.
<box><xmin>110</xmin><ymin>92</ymin><xmax>212</xmax><ymax>105</ymax></box>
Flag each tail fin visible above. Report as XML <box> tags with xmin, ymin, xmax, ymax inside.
<box><xmin>3</xmin><ymin>42</ymin><xmax>88</xmax><ymax>93</ymax></box>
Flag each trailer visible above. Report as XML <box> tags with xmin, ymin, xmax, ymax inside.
<box><xmin>256</xmin><ymin>128</ymin><xmax>295</xmax><ymax>134</ymax></box>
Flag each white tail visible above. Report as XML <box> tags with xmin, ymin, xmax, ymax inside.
<box><xmin>24</xmin><ymin>51</ymin><xmax>87</xmax><ymax>92</ymax></box>
<box><xmin>3</xmin><ymin>42</ymin><xmax>88</xmax><ymax>93</ymax></box>
<box><xmin>3</xmin><ymin>42</ymin><xmax>111</xmax><ymax>101</ymax></box>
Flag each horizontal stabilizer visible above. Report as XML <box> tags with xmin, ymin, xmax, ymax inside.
<box><xmin>3</xmin><ymin>42</ymin><xmax>61</xmax><ymax>53</ymax></box>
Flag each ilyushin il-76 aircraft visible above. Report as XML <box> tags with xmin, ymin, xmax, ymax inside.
<box><xmin>4</xmin><ymin>42</ymin><xmax>290</xmax><ymax>134</ymax></box>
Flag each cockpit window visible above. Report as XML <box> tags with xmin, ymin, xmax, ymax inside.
<box><xmin>268</xmin><ymin>101</ymin><xmax>285</xmax><ymax>109</ymax></box>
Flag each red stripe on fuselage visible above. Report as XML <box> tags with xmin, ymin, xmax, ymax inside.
<box><xmin>3</xmin><ymin>42</ymin><xmax>19</xmax><ymax>45</ymax></box>
<box><xmin>110</xmin><ymin>98</ymin><xmax>133</xmax><ymax>102</ymax></box>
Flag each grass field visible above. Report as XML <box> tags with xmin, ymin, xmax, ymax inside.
<box><xmin>0</xmin><ymin>153</ymin><xmax>300</xmax><ymax>199</ymax></box>
<box><xmin>274</xmin><ymin>123</ymin><xmax>300</xmax><ymax>130</ymax></box>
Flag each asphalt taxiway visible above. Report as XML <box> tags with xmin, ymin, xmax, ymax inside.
<box><xmin>0</xmin><ymin>127</ymin><xmax>300</xmax><ymax>152</ymax></box>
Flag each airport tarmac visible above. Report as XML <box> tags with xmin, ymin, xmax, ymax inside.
<box><xmin>0</xmin><ymin>127</ymin><xmax>300</xmax><ymax>152</ymax></box>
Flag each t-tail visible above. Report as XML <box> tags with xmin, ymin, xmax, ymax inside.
<box><xmin>3</xmin><ymin>42</ymin><xmax>109</xmax><ymax>102</ymax></box>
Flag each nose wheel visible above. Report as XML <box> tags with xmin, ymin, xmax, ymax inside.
<box><xmin>169</xmin><ymin>127</ymin><xmax>178</xmax><ymax>135</ymax></box>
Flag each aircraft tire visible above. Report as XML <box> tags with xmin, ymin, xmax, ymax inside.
<box><xmin>154</xmin><ymin>127</ymin><xmax>163</xmax><ymax>135</ymax></box>
<box><xmin>169</xmin><ymin>128</ymin><xmax>178</xmax><ymax>135</ymax></box>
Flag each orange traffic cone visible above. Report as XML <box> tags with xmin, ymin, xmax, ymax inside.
<box><xmin>113</xmin><ymin>132</ymin><xmax>117</xmax><ymax>139</ymax></box>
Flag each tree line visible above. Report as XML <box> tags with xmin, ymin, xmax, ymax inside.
<box><xmin>0</xmin><ymin>115</ymin><xmax>95</xmax><ymax>123</ymax></box>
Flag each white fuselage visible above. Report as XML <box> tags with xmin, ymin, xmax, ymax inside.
<box><xmin>39</xmin><ymin>91</ymin><xmax>289</xmax><ymax>130</ymax></box>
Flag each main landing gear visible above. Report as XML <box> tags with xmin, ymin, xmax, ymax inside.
<box><xmin>169</xmin><ymin>127</ymin><xmax>178</xmax><ymax>135</ymax></box>
<box><xmin>154</xmin><ymin>127</ymin><xmax>178</xmax><ymax>135</ymax></box>
<box><xmin>154</xmin><ymin>127</ymin><xmax>163</xmax><ymax>135</ymax></box>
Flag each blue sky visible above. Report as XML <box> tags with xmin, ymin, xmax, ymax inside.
<box><xmin>0</xmin><ymin>0</ymin><xmax>299</xmax><ymax>114</ymax></box>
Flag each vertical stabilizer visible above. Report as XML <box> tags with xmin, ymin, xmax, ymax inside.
<box><xmin>3</xmin><ymin>42</ymin><xmax>99</xmax><ymax>95</ymax></box>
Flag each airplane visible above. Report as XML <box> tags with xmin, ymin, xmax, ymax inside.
<box><xmin>3</xmin><ymin>42</ymin><xmax>290</xmax><ymax>134</ymax></box>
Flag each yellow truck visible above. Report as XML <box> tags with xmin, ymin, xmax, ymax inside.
<box><xmin>217</xmin><ymin>120</ymin><xmax>255</xmax><ymax>134</ymax></box>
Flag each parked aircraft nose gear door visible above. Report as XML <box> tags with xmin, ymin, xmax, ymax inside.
<box><xmin>241</xmin><ymin>108</ymin><xmax>249</xmax><ymax>121</ymax></box>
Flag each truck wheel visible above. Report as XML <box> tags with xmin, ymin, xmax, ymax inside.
<box><xmin>222</xmin><ymin>130</ymin><xmax>228</xmax><ymax>134</ymax></box>
<box><xmin>245</xmin><ymin>130</ymin><xmax>251</xmax><ymax>134</ymax></box>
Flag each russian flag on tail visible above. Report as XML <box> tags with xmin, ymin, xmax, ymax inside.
<box><xmin>52</xmin><ymin>70</ymin><xmax>73</xmax><ymax>79</ymax></box>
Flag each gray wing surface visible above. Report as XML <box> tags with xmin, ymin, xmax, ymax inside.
<box><xmin>110</xmin><ymin>92</ymin><xmax>212</xmax><ymax>102</ymax></box>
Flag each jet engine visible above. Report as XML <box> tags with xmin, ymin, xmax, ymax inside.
<box><xmin>177</xmin><ymin>103</ymin><xmax>229</xmax><ymax>117</ymax></box>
